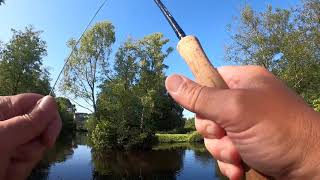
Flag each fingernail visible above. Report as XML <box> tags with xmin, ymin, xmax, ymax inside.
<box><xmin>166</xmin><ymin>75</ymin><xmax>183</xmax><ymax>93</ymax></box>
<box><xmin>221</xmin><ymin>150</ymin><xmax>232</xmax><ymax>163</ymax></box>
<box><xmin>226</xmin><ymin>169</ymin><xmax>233</xmax><ymax>179</ymax></box>
<box><xmin>206</xmin><ymin>125</ymin><xmax>216</xmax><ymax>137</ymax></box>
<box><xmin>38</xmin><ymin>96</ymin><xmax>52</xmax><ymax>109</ymax></box>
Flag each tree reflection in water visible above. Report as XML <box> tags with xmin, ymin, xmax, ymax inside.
<box><xmin>29</xmin><ymin>133</ymin><xmax>224</xmax><ymax>180</ymax></box>
<box><xmin>91</xmin><ymin>149</ymin><xmax>184</xmax><ymax>179</ymax></box>
<box><xmin>28</xmin><ymin>133</ymin><xmax>77</xmax><ymax>180</ymax></box>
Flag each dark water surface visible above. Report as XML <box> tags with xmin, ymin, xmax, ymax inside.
<box><xmin>29</xmin><ymin>133</ymin><xmax>226</xmax><ymax>180</ymax></box>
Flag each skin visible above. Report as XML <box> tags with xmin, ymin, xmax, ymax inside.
<box><xmin>165</xmin><ymin>66</ymin><xmax>320</xmax><ymax>180</ymax></box>
<box><xmin>0</xmin><ymin>94</ymin><xmax>61</xmax><ymax>180</ymax></box>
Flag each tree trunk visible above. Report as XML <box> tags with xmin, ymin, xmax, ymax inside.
<box><xmin>140</xmin><ymin>107</ymin><xmax>144</xmax><ymax>132</ymax></box>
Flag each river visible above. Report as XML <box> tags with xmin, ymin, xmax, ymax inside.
<box><xmin>28</xmin><ymin>133</ymin><xmax>227</xmax><ymax>180</ymax></box>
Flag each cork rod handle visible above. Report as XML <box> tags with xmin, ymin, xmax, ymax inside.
<box><xmin>177</xmin><ymin>35</ymin><xmax>268</xmax><ymax>180</ymax></box>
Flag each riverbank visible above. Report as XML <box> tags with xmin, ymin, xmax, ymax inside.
<box><xmin>156</xmin><ymin>131</ymin><xmax>203</xmax><ymax>143</ymax></box>
<box><xmin>29</xmin><ymin>132</ymin><xmax>226</xmax><ymax>180</ymax></box>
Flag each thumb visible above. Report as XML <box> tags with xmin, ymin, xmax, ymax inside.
<box><xmin>165</xmin><ymin>74</ymin><xmax>242</xmax><ymax>127</ymax></box>
<box><xmin>0</xmin><ymin>96</ymin><xmax>60</xmax><ymax>149</ymax></box>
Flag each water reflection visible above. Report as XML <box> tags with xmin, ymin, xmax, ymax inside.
<box><xmin>92</xmin><ymin>150</ymin><xmax>184</xmax><ymax>179</ymax></box>
<box><xmin>29</xmin><ymin>133</ymin><xmax>225</xmax><ymax>180</ymax></box>
<box><xmin>28</xmin><ymin>134</ymin><xmax>76</xmax><ymax>180</ymax></box>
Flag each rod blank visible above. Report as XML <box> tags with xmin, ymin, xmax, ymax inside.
<box><xmin>154</xmin><ymin>0</ymin><xmax>186</xmax><ymax>39</ymax></box>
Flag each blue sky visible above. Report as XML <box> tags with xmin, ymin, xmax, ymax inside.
<box><xmin>0</xmin><ymin>0</ymin><xmax>300</xmax><ymax>116</ymax></box>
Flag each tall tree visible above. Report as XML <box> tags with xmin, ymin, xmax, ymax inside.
<box><xmin>225</xmin><ymin>0</ymin><xmax>320</xmax><ymax>103</ymax></box>
<box><xmin>0</xmin><ymin>26</ymin><xmax>51</xmax><ymax>95</ymax></box>
<box><xmin>61</xmin><ymin>21</ymin><xmax>115</xmax><ymax>118</ymax></box>
<box><xmin>135</xmin><ymin>33</ymin><xmax>183</xmax><ymax>132</ymax></box>
<box><xmin>56</xmin><ymin>97</ymin><xmax>76</xmax><ymax>135</ymax></box>
<box><xmin>93</xmin><ymin>33</ymin><xmax>184</xmax><ymax>150</ymax></box>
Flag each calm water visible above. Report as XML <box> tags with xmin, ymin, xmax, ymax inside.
<box><xmin>29</xmin><ymin>133</ymin><xmax>226</xmax><ymax>180</ymax></box>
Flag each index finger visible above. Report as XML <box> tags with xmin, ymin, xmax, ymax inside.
<box><xmin>0</xmin><ymin>93</ymin><xmax>43</xmax><ymax>120</ymax></box>
<box><xmin>0</xmin><ymin>96</ymin><xmax>60</xmax><ymax>148</ymax></box>
<box><xmin>217</xmin><ymin>65</ymin><xmax>276</xmax><ymax>89</ymax></box>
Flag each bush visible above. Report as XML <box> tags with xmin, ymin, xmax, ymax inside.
<box><xmin>84</xmin><ymin>115</ymin><xmax>98</xmax><ymax>132</ymax></box>
<box><xmin>91</xmin><ymin>121</ymin><xmax>117</xmax><ymax>150</ymax></box>
<box><xmin>313</xmin><ymin>98</ymin><xmax>320</xmax><ymax>112</ymax></box>
<box><xmin>184</xmin><ymin>118</ymin><xmax>196</xmax><ymax>133</ymax></box>
<box><xmin>188</xmin><ymin>131</ymin><xmax>203</xmax><ymax>143</ymax></box>
<box><xmin>90</xmin><ymin>120</ymin><xmax>154</xmax><ymax>150</ymax></box>
<box><xmin>56</xmin><ymin>97</ymin><xmax>76</xmax><ymax>136</ymax></box>
<box><xmin>156</xmin><ymin>134</ymin><xmax>190</xmax><ymax>143</ymax></box>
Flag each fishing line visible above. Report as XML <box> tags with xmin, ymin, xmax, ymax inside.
<box><xmin>49</xmin><ymin>0</ymin><xmax>108</xmax><ymax>96</ymax></box>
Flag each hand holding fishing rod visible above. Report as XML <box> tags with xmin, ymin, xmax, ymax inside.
<box><xmin>154</xmin><ymin>0</ymin><xmax>320</xmax><ymax>180</ymax></box>
<box><xmin>154</xmin><ymin>0</ymin><xmax>286</xmax><ymax>179</ymax></box>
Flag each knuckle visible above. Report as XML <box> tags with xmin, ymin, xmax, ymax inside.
<box><xmin>196</xmin><ymin>119</ymin><xmax>222</xmax><ymax>139</ymax></box>
<box><xmin>252</xmin><ymin>65</ymin><xmax>272</xmax><ymax>76</ymax></box>
<box><xmin>195</xmin><ymin>119</ymin><xmax>206</xmax><ymax>135</ymax></box>
<box><xmin>22</xmin><ymin>113</ymin><xmax>40</xmax><ymax>133</ymax></box>
<box><xmin>184</xmin><ymin>84</ymin><xmax>207</xmax><ymax>112</ymax></box>
<box><xmin>227</xmin><ymin>90</ymin><xmax>246</xmax><ymax>120</ymax></box>
<box><xmin>0</xmin><ymin>97</ymin><xmax>13</xmax><ymax>120</ymax></box>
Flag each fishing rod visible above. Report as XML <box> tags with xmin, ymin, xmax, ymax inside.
<box><xmin>49</xmin><ymin>0</ymin><xmax>108</xmax><ymax>96</ymax></box>
<box><xmin>153</xmin><ymin>0</ymin><xmax>268</xmax><ymax>179</ymax></box>
<box><xmin>153</xmin><ymin>0</ymin><xmax>228</xmax><ymax>88</ymax></box>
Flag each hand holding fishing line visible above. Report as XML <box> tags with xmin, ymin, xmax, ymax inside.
<box><xmin>0</xmin><ymin>1</ymin><xmax>107</xmax><ymax>179</ymax></box>
<box><xmin>0</xmin><ymin>94</ymin><xmax>61</xmax><ymax>180</ymax></box>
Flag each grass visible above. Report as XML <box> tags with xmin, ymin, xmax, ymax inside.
<box><xmin>155</xmin><ymin>131</ymin><xmax>203</xmax><ymax>143</ymax></box>
<box><xmin>156</xmin><ymin>134</ymin><xmax>190</xmax><ymax>143</ymax></box>
<box><xmin>152</xmin><ymin>142</ymin><xmax>207</xmax><ymax>152</ymax></box>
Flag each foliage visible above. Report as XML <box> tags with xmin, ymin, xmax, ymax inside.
<box><xmin>90</xmin><ymin>120</ymin><xmax>154</xmax><ymax>150</ymax></box>
<box><xmin>56</xmin><ymin>97</ymin><xmax>76</xmax><ymax>135</ymax></box>
<box><xmin>0</xmin><ymin>26</ymin><xmax>51</xmax><ymax>95</ymax></box>
<box><xmin>91</xmin><ymin>121</ymin><xmax>117</xmax><ymax>150</ymax></box>
<box><xmin>226</xmin><ymin>0</ymin><xmax>320</xmax><ymax>103</ymax></box>
<box><xmin>184</xmin><ymin>117</ymin><xmax>196</xmax><ymax>133</ymax></box>
<box><xmin>155</xmin><ymin>132</ymin><xmax>203</xmax><ymax>143</ymax></box>
<box><xmin>84</xmin><ymin>115</ymin><xmax>98</xmax><ymax>132</ymax></box>
<box><xmin>91</xmin><ymin>33</ymin><xmax>184</xmax><ymax>150</ymax></box>
<box><xmin>313</xmin><ymin>98</ymin><xmax>320</xmax><ymax>112</ymax></box>
<box><xmin>152</xmin><ymin>142</ymin><xmax>206</xmax><ymax>152</ymax></box>
<box><xmin>0</xmin><ymin>0</ymin><xmax>4</xmax><ymax>5</ymax></box>
<box><xmin>156</xmin><ymin>134</ymin><xmax>191</xmax><ymax>143</ymax></box>
<box><xmin>188</xmin><ymin>131</ymin><xmax>204</xmax><ymax>143</ymax></box>
<box><xmin>61</xmin><ymin>21</ymin><xmax>115</xmax><ymax>117</ymax></box>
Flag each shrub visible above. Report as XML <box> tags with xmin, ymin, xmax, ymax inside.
<box><xmin>84</xmin><ymin>115</ymin><xmax>98</xmax><ymax>132</ymax></box>
<box><xmin>156</xmin><ymin>134</ymin><xmax>190</xmax><ymax>143</ymax></box>
<box><xmin>90</xmin><ymin>120</ymin><xmax>154</xmax><ymax>150</ymax></box>
<box><xmin>313</xmin><ymin>98</ymin><xmax>320</xmax><ymax>112</ymax></box>
<box><xmin>91</xmin><ymin>121</ymin><xmax>117</xmax><ymax>150</ymax></box>
<box><xmin>184</xmin><ymin>118</ymin><xmax>196</xmax><ymax>133</ymax></box>
<box><xmin>188</xmin><ymin>131</ymin><xmax>203</xmax><ymax>143</ymax></box>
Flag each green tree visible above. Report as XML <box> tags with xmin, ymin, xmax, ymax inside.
<box><xmin>184</xmin><ymin>117</ymin><xmax>196</xmax><ymax>133</ymax></box>
<box><xmin>0</xmin><ymin>26</ymin><xmax>51</xmax><ymax>95</ymax></box>
<box><xmin>134</xmin><ymin>33</ymin><xmax>183</xmax><ymax>132</ymax></box>
<box><xmin>56</xmin><ymin>97</ymin><xmax>76</xmax><ymax>135</ymax></box>
<box><xmin>92</xmin><ymin>33</ymin><xmax>183</xmax><ymax>150</ymax></box>
<box><xmin>226</xmin><ymin>0</ymin><xmax>320</xmax><ymax>103</ymax></box>
<box><xmin>313</xmin><ymin>98</ymin><xmax>320</xmax><ymax>112</ymax></box>
<box><xmin>61</xmin><ymin>21</ymin><xmax>115</xmax><ymax>118</ymax></box>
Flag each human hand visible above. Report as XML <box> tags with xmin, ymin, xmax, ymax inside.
<box><xmin>0</xmin><ymin>94</ymin><xmax>62</xmax><ymax>180</ymax></box>
<box><xmin>165</xmin><ymin>66</ymin><xmax>320</xmax><ymax>180</ymax></box>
